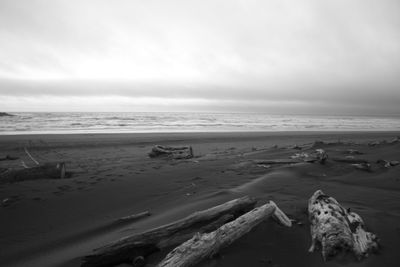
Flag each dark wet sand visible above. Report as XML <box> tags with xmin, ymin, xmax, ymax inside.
<box><xmin>0</xmin><ymin>131</ymin><xmax>399</xmax><ymax>267</ymax></box>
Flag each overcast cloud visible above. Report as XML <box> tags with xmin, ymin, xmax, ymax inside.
<box><xmin>0</xmin><ymin>0</ymin><xmax>399</xmax><ymax>114</ymax></box>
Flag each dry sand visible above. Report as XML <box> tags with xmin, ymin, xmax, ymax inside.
<box><xmin>0</xmin><ymin>131</ymin><xmax>400</xmax><ymax>267</ymax></box>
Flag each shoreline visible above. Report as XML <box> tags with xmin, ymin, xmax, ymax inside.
<box><xmin>2</xmin><ymin>128</ymin><xmax>400</xmax><ymax>136</ymax></box>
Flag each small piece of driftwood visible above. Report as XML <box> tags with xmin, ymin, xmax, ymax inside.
<box><xmin>253</xmin><ymin>159</ymin><xmax>302</xmax><ymax>165</ymax></box>
<box><xmin>352</xmin><ymin>163</ymin><xmax>372</xmax><ymax>172</ymax></box>
<box><xmin>157</xmin><ymin>201</ymin><xmax>291</xmax><ymax>267</ymax></box>
<box><xmin>81</xmin><ymin>196</ymin><xmax>257</xmax><ymax>267</ymax></box>
<box><xmin>314</xmin><ymin>149</ymin><xmax>328</xmax><ymax>164</ymax></box>
<box><xmin>0</xmin><ymin>155</ymin><xmax>19</xmax><ymax>161</ymax></box>
<box><xmin>0</xmin><ymin>162</ymin><xmax>66</xmax><ymax>183</ymax></box>
<box><xmin>332</xmin><ymin>157</ymin><xmax>369</xmax><ymax>164</ymax></box>
<box><xmin>24</xmin><ymin>147</ymin><xmax>40</xmax><ymax>165</ymax></box>
<box><xmin>116</xmin><ymin>211</ymin><xmax>151</xmax><ymax>223</ymax></box>
<box><xmin>149</xmin><ymin>145</ymin><xmax>193</xmax><ymax>159</ymax></box>
<box><xmin>308</xmin><ymin>190</ymin><xmax>378</xmax><ymax>261</ymax></box>
<box><xmin>346</xmin><ymin>149</ymin><xmax>363</xmax><ymax>155</ymax></box>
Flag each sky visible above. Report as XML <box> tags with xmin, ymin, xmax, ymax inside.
<box><xmin>0</xmin><ymin>0</ymin><xmax>399</xmax><ymax>115</ymax></box>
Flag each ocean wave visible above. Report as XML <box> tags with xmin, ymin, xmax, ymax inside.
<box><xmin>1</xmin><ymin>112</ymin><xmax>400</xmax><ymax>135</ymax></box>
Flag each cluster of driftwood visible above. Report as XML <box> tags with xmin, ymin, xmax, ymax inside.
<box><xmin>252</xmin><ymin>148</ymin><xmax>328</xmax><ymax>166</ymax></box>
<box><xmin>308</xmin><ymin>190</ymin><xmax>378</xmax><ymax>260</ymax></box>
<box><xmin>0</xmin><ymin>147</ymin><xmax>66</xmax><ymax>183</ymax></box>
<box><xmin>252</xmin><ymin>146</ymin><xmax>398</xmax><ymax>173</ymax></box>
<box><xmin>149</xmin><ymin>145</ymin><xmax>193</xmax><ymax>159</ymax></box>
<box><xmin>82</xmin><ymin>196</ymin><xmax>291</xmax><ymax>267</ymax></box>
<box><xmin>82</xmin><ymin>190</ymin><xmax>379</xmax><ymax>266</ymax></box>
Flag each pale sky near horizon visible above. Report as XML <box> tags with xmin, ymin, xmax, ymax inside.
<box><xmin>0</xmin><ymin>0</ymin><xmax>399</xmax><ymax>114</ymax></box>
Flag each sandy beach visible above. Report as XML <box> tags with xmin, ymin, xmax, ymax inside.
<box><xmin>1</xmin><ymin>131</ymin><xmax>400</xmax><ymax>267</ymax></box>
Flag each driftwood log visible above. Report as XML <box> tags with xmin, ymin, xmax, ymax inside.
<box><xmin>158</xmin><ymin>201</ymin><xmax>291</xmax><ymax>267</ymax></box>
<box><xmin>290</xmin><ymin>149</ymin><xmax>328</xmax><ymax>164</ymax></box>
<box><xmin>0</xmin><ymin>155</ymin><xmax>19</xmax><ymax>161</ymax></box>
<box><xmin>149</xmin><ymin>145</ymin><xmax>193</xmax><ymax>159</ymax></box>
<box><xmin>0</xmin><ymin>162</ymin><xmax>66</xmax><ymax>183</ymax></box>
<box><xmin>253</xmin><ymin>159</ymin><xmax>302</xmax><ymax>165</ymax></box>
<box><xmin>308</xmin><ymin>190</ymin><xmax>378</xmax><ymax>261</ymax></box>
<box><xmin>82</xmin><ymin>196</ymin><xmax>257</xmax><ymax>267</ymax></box>
<box><xmin>116</xmin><ymin>211</ymin><xmax>151</xmax><ymax>224</ymax></box>
<box><xmin>332</xmin><ymin>157</ymin><xmax>369</xmax><ymax>164</ymax></box>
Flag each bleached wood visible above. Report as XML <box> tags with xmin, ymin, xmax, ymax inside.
<box><xmin>82</xmin><ymin>196</ymin><xmax>256</xmax><ymax>267</ymax></box>
<box><xmin>308</xmin><ymin>190</ymin><xmax>378</xmax><ymax>261</ymax></box>
<box><xmin>149</xmin><ymin>145</ymin><xmax>193</xmax><ymax>159</ymax></box>
<box><xmin>24</xmin><ymin>147</ymin><xmax>40</xmax><ymax>165</ymax></box>
<box><xmin>158</xmin><ymin>201</ymin><xmax>291</xmax><ymax>267</ymax></box>
<box><xmin>253</xmin><ymin>159</ymin><xmax>302</xmax><ymax>164</ymax></box>
<box><xmin>116</xmin><ymin>211</ymin><xmax>151</xmax><ymax>223</ymax></box>
<box><xmin>332</xmin><ymin>157</ymin><xmax>369</xmax><ymax>164</ymax></box>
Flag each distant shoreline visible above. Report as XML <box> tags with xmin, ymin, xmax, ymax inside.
<box><xmin>2</xmin><ymin>129</ymin><xmax>400</xmax><ymax>136</ymax></box>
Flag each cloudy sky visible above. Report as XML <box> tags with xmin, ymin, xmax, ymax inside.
<box><xmin>0</xmin><ymin>0</ymin><xmax>399</xmax><ymax>114</ymax></box>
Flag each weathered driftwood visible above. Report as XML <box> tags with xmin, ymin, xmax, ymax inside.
<box><xmin>82</xmin><ymin>196</ymin><xmax>257</xmax><ymax>267</ymax></box>
<box><xmin>157</xmin><ymin>201</ymin><xmax>291</xmax><ymax>267</ymax></box>
<box><xmin>377</xmin><ymin>159</ymin><xmax>399</xmax><ymax>168</ymax></box>
<box><xmin>351</xmin><ymin>163</ymin><xmax>372</xmax><ymax>172</ymax></box>
<box><xmin>0</xmin><ymin>155</ymin><xmax>19</xmax><ymax>161</ymax></box>
<box><xmin>346</xmin><ymin>149</ymin><xmax>363</xmax><ymax>155</ymax></box>
<box><xmin>116</xmin><ymin>211</ymin><xmax>151</xmax><ymax>223</ymax></box>
<box><xmin>332</xmin><ymin>157</ymin><xmax>369</xmax><ymax>164</ymax></box>
<box><xmin>24</xmin><ymin>147</ymin><xmax>40</xmax><ymax>165</ymax></box>
<box><xmin>0</xmin><ymin>162</ymin><xmax>66</xmax><ymax>183</ymax></box>
<box><xmin>308</xmin><ymin>190</ymin><xmax>378</xmax><ymax>261</ymax></box>
<box><xmin>253</xmin><ymin>159</ymin><xmax>302</xmax><ymax>165</ymax></box>
<box><xmin>291</xmin><ymin>149</ymin><xmax>328</xmax><ymax>164</ymax></box>
<box><xmin>149</xmin><ymin>145</ymin><xmax>193</xmax><ymax>159</ymax></box>
<box><xmin>314</xmin><ymin>149</ymin><xmax>328</xmax><ymax>164</ymax></box>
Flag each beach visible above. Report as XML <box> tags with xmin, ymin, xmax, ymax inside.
<box><xmin>1</xmin><ymin>131</ymin><xmax>400</xmax><ymax>267</ymax></box>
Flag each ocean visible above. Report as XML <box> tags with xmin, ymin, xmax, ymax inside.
<box><xmin>0</xmin><ymin>112</ymin><xmax>399</xmax><ymax>135</ymax></box>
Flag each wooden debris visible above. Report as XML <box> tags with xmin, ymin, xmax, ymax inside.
<box><xmin>253</xmin><ymin>159</ymin><xmax>302</xmax><ymax>165</ymax></box>
<box><xmin>24</xmin><ymin>147</ymin><xmax>40</xmax><ymax>165</ymax></box>
<box><xmin>390</xmin><ymin>160</ymin><xmax>399</xmax><ymax>166</ymax></box>
<box><xmin>157</xmin><ymin>201</ymin><xmax>291</xmax><ymax>267</ymax></box>
<box><xmin>308</xmin><ymin>190</ymin><xmax>378</xmax><ymax>261</ymax></box>
<box><xmin>346</xmin><ymin>149</ymin><xmax>363</xmax><ymax>155</ymax></box>
<box><xmin>0</xmin><ymin>155</ymin><xmax>19</xmax><ymax>161</ymax></box>
<box><xmin>81</xmin><ymin>196</ymin><xmax>257</xmax><ymax>267</ymax></box>
<box><xmin>149</xmin><ymin>145</ymin><xmax>193</xmax><ymax>159</ymax></box>
<box><xmin>351</xmin><ymin>163</ymin><xmax>372</xmax><ymax>172</ymax></box>
<box><xmin>289</xmin><ymin>149</ymin><xmax>327</xmax><ymax>164</ymax></box>
<box><xmin>332</xmin><ymin>157</ymin><xmax>369</xmax><ymax>164</ymax></box>
<box><xmin>116</xmin><ymin>211</ymin><xmax>151</xmax><ymax>223</ymax></box>
<box><xmin>377</xmin><ymin>159</ymin><xmax>399</xmax><ymax>168</ymax></box>
<box><xmin>0</xmin><ymin>162</ymin><xmax>66</xmax><ymax>183</ymax></box>
<box><xmin>315</xmin><ymin>149</ymin><xmax>328</xmax><ymax>164</ymax></box>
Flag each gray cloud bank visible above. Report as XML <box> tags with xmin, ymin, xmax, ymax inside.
<box><xmin>0</xmin><ymin>0</ymin><xmax>399</xmax><ymax>114</ymax></box>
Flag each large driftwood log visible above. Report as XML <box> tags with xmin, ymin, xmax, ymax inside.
<box><xmin>149</xmin><ymin>145</ymin><xmax>193</xmax><ymax>159</ymax></box>
<box><xmin>157</xmin><ymin>201</ymin><xmax>291</xmax><ymax>267</ymax></box>
<box><xmin>0</xmin><ymin>162</ymin><xmax>66</xmax><ymax>183</ymax></box>
<box><xmin>82</xmin><ymin>196</ymin><xmax>257</xmax><ymax>267</ymax></box>
<box><xmin>308</xmin><ymin>190</ymin><xmax>378</xmax><ymax>261</ymax></box>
